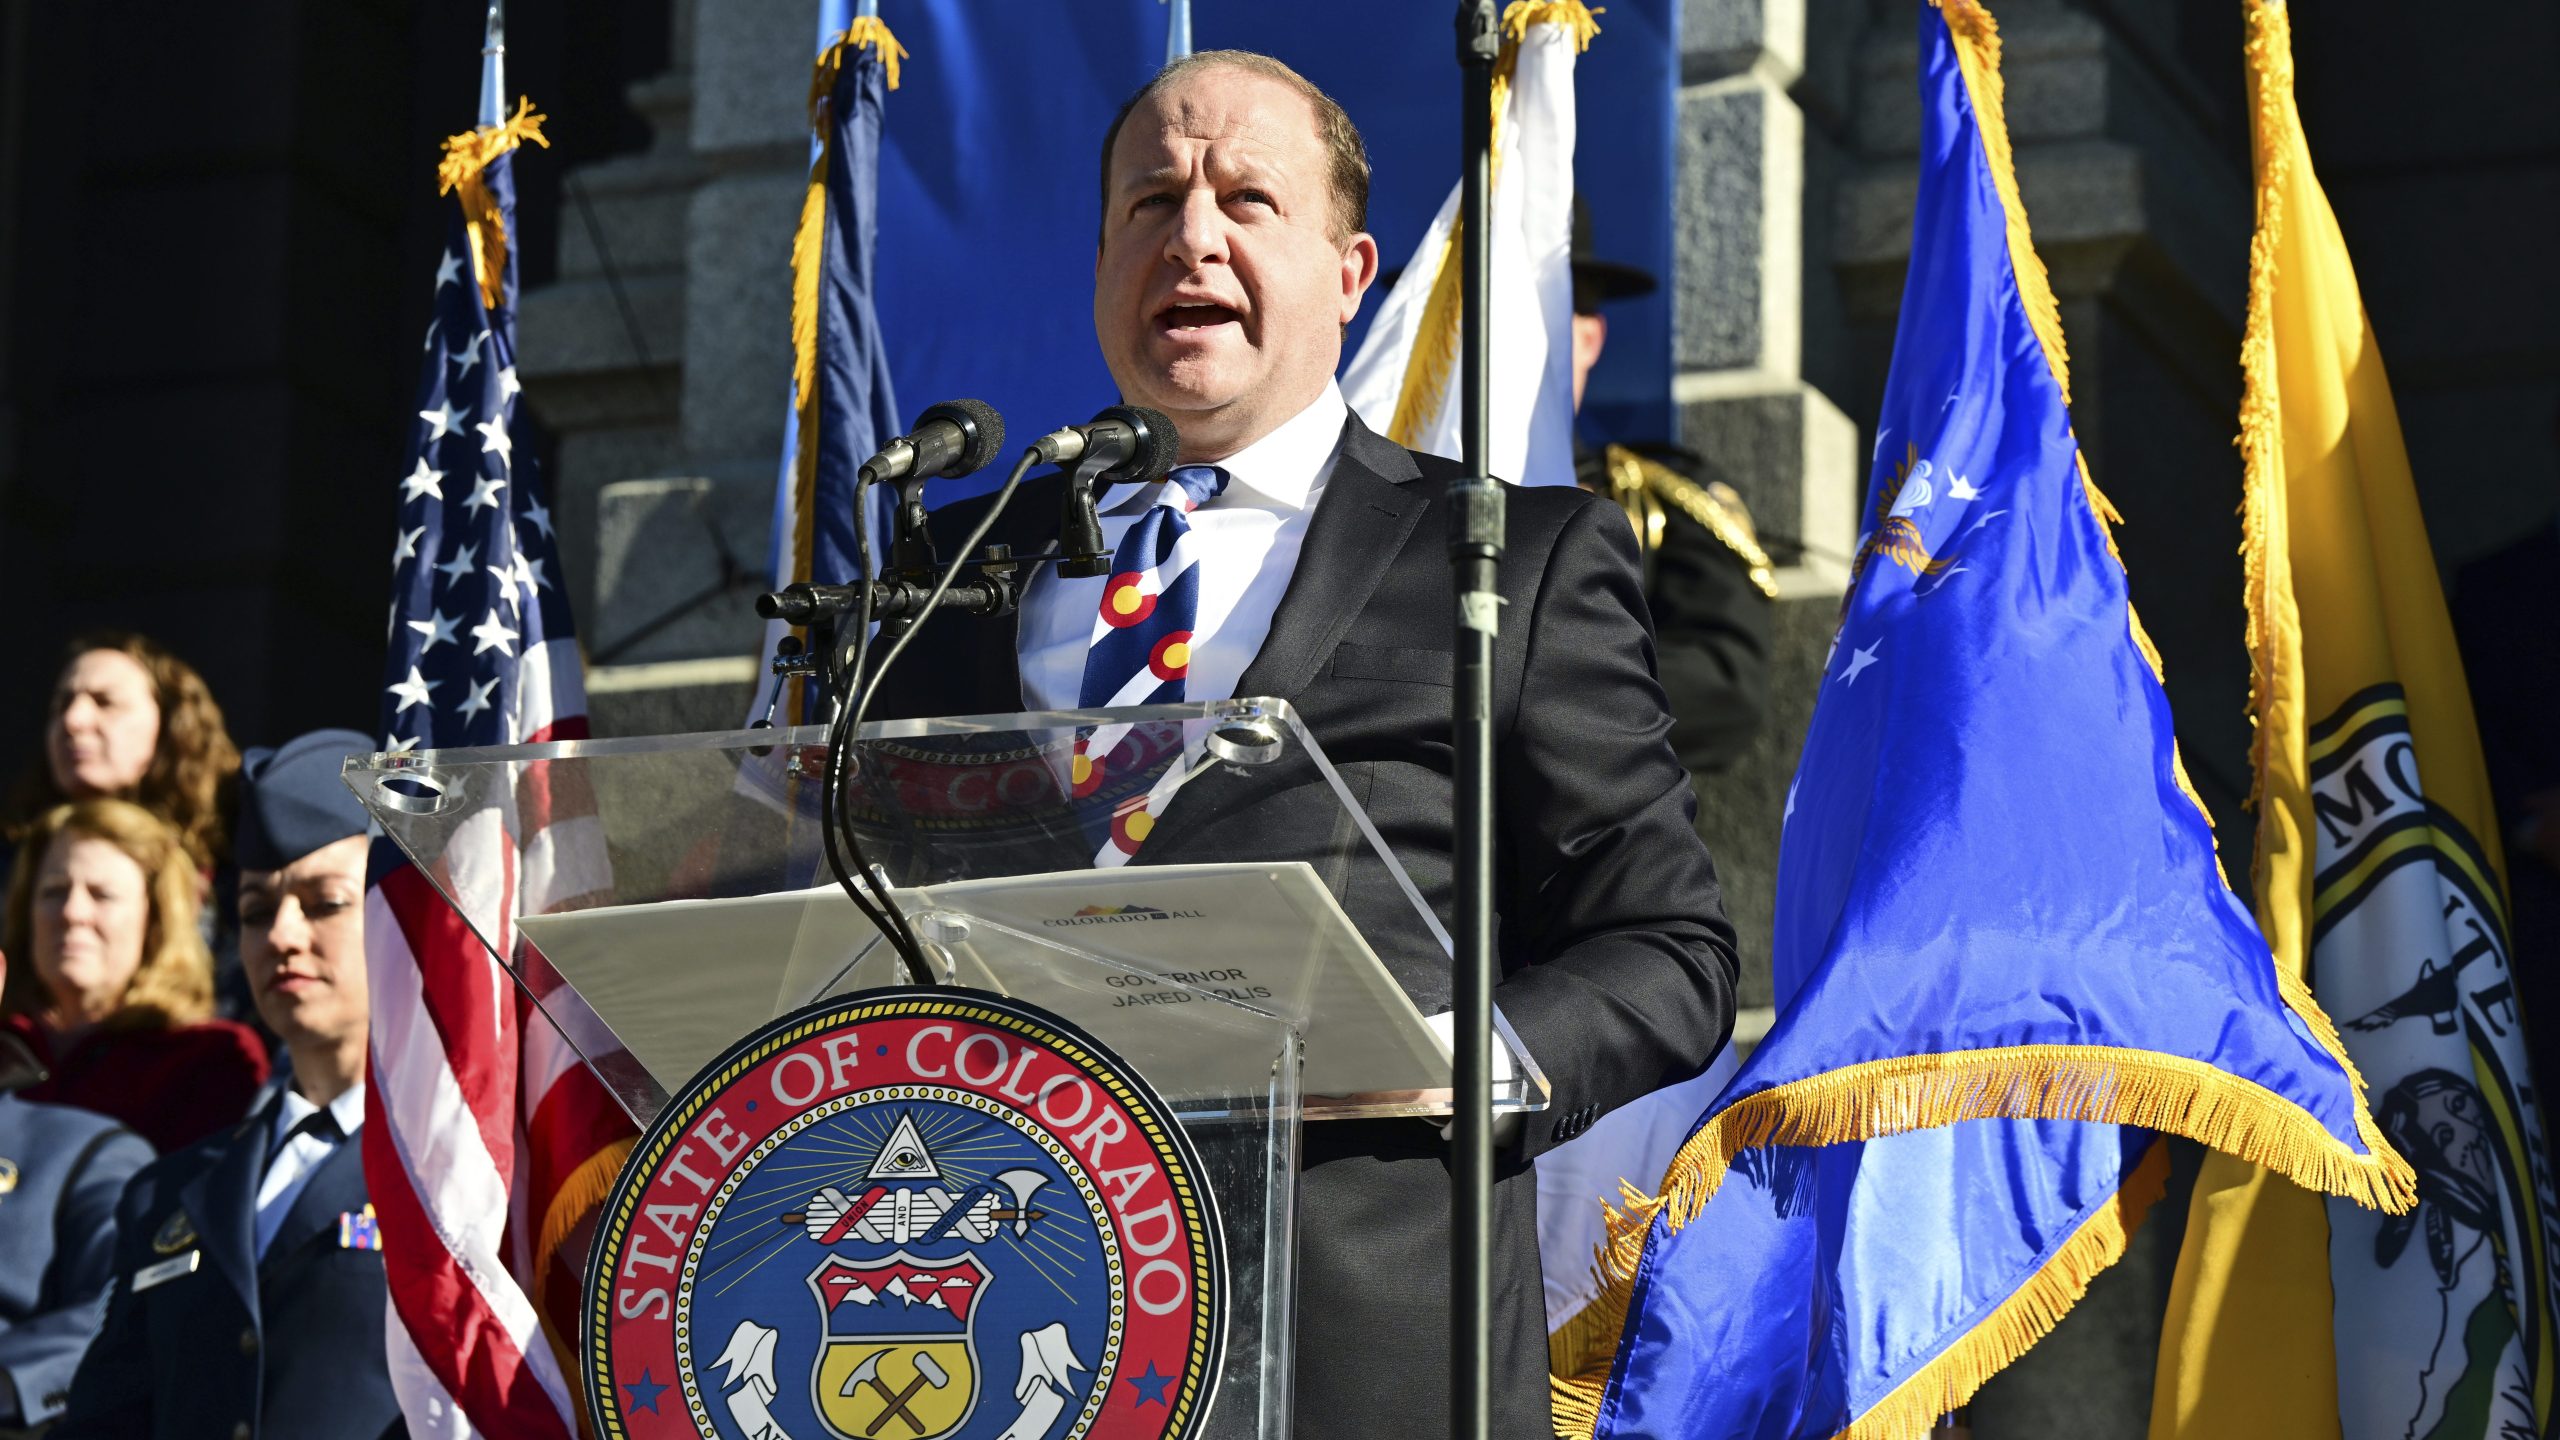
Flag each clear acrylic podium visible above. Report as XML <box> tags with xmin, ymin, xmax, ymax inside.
<box><xmin>345</xmin><ymin>699</ymin><xmax>1547</xmax><ymax>1440</ymax></box>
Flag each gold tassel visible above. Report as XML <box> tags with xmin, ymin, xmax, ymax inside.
<box><xmin>810</xmin><ymin>14</ymin><xmax>909</xmax><ymax>117</ymax></box>
<box><xmin>1386</xmin><ymin>1</ymin><xmax>1601</xmax><ymax>446</ymax></box>
<box><xmin>437</xmin><ymin>97</ymin><xmax>550</xmax><ymax>312</ymax></box>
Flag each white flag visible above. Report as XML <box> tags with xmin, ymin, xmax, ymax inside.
<box><xmin>1340</xmin><ymin>3</ymin><xmax>1590</xmax><ymax>488</ymax></box>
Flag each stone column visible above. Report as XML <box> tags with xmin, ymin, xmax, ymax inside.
<box><xmin>1675</xmin><ymin>0</ymin><xmax>1864</xmax><ymax>1022</ymax></box>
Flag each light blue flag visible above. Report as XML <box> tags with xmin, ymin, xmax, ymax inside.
<box><xmin>1567</xmin><ymin>4</ymin><xmax>2415</xmax><ymax>1436</ymax></box>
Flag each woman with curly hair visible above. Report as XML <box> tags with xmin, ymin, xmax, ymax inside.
<box><xmin>11</xmin><ymin>631</ymin><xmax>242</xmax><ymax>873</ymax></box>
<box><xmin>2</xmin><ymin>799</ymin><xmax>267</xmax><ymax>1151</ymax></box>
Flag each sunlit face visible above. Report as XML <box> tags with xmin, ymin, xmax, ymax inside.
<box><xmin>1570</xmin><ymin>311</ymin><xmax>1608</xmax><ymax>413</ymax></box>
<box><xmin>32</xmin><ymin>833</ymin><xmax>151</xmax><ymax>1026</ymax></box>
<box><xmin>240</xmin><ymin>834</ymin><xmax>371</xmax><ymax>1053</ymax></box>
<box><xmin>1095</xmin><ymin>65</ymin><xmax>1377</xmax><ymax>462</ymax></box>
<box><xmin>47</xmin><ymin>650</ymin><xmax>161</xmax><ymax>797</ymax></box>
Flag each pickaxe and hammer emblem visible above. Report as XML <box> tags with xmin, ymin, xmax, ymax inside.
<box><xmin>841</xmin><ymin>1348</ymin><xmax>953</xmax><ymax>1437</ymax></box>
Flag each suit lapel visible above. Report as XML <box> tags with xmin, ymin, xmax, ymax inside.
<box><xmin>180</xmin><ymin>1108</ymin><xmax>268</xmax><ymax>1312</ymax></box>
<box><xmin>1231</xmin><ymin>415</ymin><xmax>1426</xmax><ymax>702</ymax></box>
<box><xmin>262</xmin><ymin>1135</ymin><xmax>369</xmax><ymax>1273</ymax></box>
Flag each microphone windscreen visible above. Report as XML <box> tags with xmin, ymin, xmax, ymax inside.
<box><xmin>1102</xmin><ymin>405</ymin><xmax>1180</xmax><ymax>486</ymax></box>
<box><xmin>920</xmin><ymin>398</ymin><xmax>1006</xmax><ymax>476</ymax></box>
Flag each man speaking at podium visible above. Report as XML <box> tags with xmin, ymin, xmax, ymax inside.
<box><xmin>879</xmin><ymin>51</ymin><xmax>1738</xmax><ymax>1434</ymax></box>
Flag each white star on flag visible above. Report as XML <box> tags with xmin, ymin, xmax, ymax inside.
<box><xmin>1948</xmin><ymin>477</ymin><xmax>1982</xmax><ymax>501</ymax></box>
<box><xmin>392</xmin><ymin>525</ymin><xmax>426</xmax><ymax>567</ymax></box>
<box><xmin>456</xmin><ymin>674</ymin><xmax>499</xmax><ymax>721</ymax></box>
<box><xmin>400</xmin><ymin>459</ymin><xmax>446</xmax><ymax>504</ymax></box>
<box><xmin>434</xmin><ymin>250</ymin><xmax>463</xmax><ymax>290</ymax></box>
<box><xmin>521</xmin><ymin>498</ymin><xmax>553</xmax><ymax>541</ymax></box>
<box><xmin>470</xmin><ymin>609</ymin><xmax>520</xmax><ymax>657</ymax></box>
<box><xmin>477</xmin><ymin>414</ymin><xmax>512</xmax><ymax>467</ymax></box>
<box><xmin>387</xmin><ymin>665</ymin><xmax>439</xmax><ymax>714</ymax></box>
<box><xmin>465</xmin><ymin>475</ymin><xmax>508</xmax><ymax>516</ymax></box>
<box><xmin>419</xmin><ymin>402</ymin><xmax>467</xmax><ymax>441</ymax></box>
<box><xmin>1842</xmin><ymin>641</ymin><xmax>1883</xmax><ymax>685</ymax></box>
<box><xmin>385</xmin><ymin>733</ymin><xmax>421</xmax><ymax>755</ymax></box>
<box><xmin>406</xmin><ymin>609</ymin><xmax>460</xmax><ymax>654</ymax></box>
<box><xmin>514</xmin><ymin>550</ymin><xmax>549</xmax><ymax>596</ymax></box>
<box><xmin>496</xmin><ymin>365</ymin><xmax>521</xmax><ymax>403</ymax></box>
<box><xmin>486</xmin><ymin>550</ymin><xmax>527</xmax><ymax>609</ymax></box>
<box><xmin>433</xmin><ymin>541</ymin><xmax>478</xmax><ymax>588</ymax></box>
<box><xmin>452</xmin><ymin>329</ymin><xmax>486</xmax><ymax>378</ymax></box>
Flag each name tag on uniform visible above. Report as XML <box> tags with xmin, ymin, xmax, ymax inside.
<box><xmin>131</xmin><ymin>1250</ymin><xmax>200</xmax><ymax>1292</ymax></box>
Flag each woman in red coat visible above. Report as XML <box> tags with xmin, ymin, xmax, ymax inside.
<box><xmin>1</xmin><ymin>798</ymin><xmax>265</xmax><ymax>1151</ymax></box>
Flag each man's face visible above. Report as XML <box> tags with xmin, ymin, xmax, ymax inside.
<box><xmin>1570</xmin><ymin>310</ymin><xmax>1608</xmax><ymax>413</ymax></box>
<box><xmin>1095</xmin><ymin>66</ymin><xmax>1378</xmax><ymax>462</ymax></box>
<box><xmin>239</xmin><ymin>834</ymin><xmax>371</xmax><ymax>1053</ymax></box>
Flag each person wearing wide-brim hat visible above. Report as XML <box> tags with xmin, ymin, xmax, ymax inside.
<box><xmin>57</xmin><ymin>730</ymin><xmax>405</xmax><ymax>1440</ymax></box>
<box><xmin>1563</xmin><ymin>197</ymin><xmax>1777</xmax><ymax>775</ymax></box>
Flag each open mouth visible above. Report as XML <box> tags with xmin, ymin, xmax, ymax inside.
<box><xmin>1157</xmin><ymin>302</ymin><xmax>1242</xmax><ymax>334</ymax></box>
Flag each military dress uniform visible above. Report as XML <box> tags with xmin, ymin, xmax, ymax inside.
<box><xmin>53</xmin><ymin>1073</ymin><xmax>402</xmax><ymax>1440</ymax></box>
<box><xmin>1576</xmin><ymin>440</ymin><xmax>1777</xmax><ymax>772</ymax></box>
<box><xmin>0</xmin><ymin>1030</ymin><xmax>151</xmax><ymax>1436</ymax></box>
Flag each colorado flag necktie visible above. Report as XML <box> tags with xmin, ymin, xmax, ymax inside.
<box><xmin>1072</xmin><ymin>463</ymin><xmax>1227</xmax><ymax>864</ymax></box>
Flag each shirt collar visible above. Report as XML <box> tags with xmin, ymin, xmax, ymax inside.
<box><xmin>1105</xmin><ymin>381</ymin><xmax>1348</xmax><ymax>514</ymax></box>
<box><xmin>271</xmin><ymin>1079</ymin><xmax>367</xmax><ymax>1144</ymax></box>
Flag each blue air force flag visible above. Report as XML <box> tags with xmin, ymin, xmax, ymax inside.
<box><xmin>1560</xmin><ymin>5</ymin><xmax>2413</xmax><ymax>1437</ymax></box>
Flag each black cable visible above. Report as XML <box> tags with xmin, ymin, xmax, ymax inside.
<box><xmin>847</xmin><ymin>447</ymin><xmax>1038</xmax><ymax>739</ymax></box>
<box><xmin>809</xmin><ymin>448</ymin><xmax>1038</xmax><ymax>983</ymax></box>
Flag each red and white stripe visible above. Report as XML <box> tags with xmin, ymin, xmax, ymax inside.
<box><xmin>364</xmin><ymin>637</ymin><xmax>630</xmax><ymax>1439</ymax></box>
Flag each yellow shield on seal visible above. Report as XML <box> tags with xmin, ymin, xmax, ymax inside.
<box><xmin>807</xmin><ymin>1253</ymin><xmax>986</xmax><ymax>1440</ymax></box>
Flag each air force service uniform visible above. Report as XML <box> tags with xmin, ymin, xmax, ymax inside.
<box><xmin>52</xmin><ymin>1078</ymin><xmax>399</xmax><ymax>1440</ymax></box>
<box><xmin>54</xmin><ymin>730</ymin><xmax>403</xmax><ymax>1440</ymax></box>
<box><xmin>0</xmin><ymin>1030</ymin><xmax>152</xmax><ymax>1433</ymax></box>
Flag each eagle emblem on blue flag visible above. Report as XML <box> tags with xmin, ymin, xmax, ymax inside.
<box><xmin>586</xmin><ymin>990</ymin><xmax>1224</xmax><ymax>1440</ymax></box>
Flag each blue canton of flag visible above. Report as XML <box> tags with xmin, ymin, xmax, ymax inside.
<box><xmin>382</xmin><ymin>113</ymin><xmax>583</xmax><ymax>753</ymax></box>
<box><xmin>1564</xmin><ymin>6</ymin><xmax>2414</xmax><ymax>1437</ymax></box>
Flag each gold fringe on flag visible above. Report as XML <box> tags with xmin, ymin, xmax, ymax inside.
<box><xmin>785</xmin><ymin>18</ymin><xmax>907</xmax><ymax>723</ymax></box>
<box><xmin>1386</xmin><ymin>0</ymin><xmax>1600</xmax><ymax>447</ymax></box>
<box><xmin>2235</xmin><ymin>0</ymin><xmax>2294</xmax><ymax>830</ymax></box>
<box><xmin>1547</xmin><ymin>6</ymin><xmax>2413</xmax><ymax>1434</ymax></box>
<box><xmin>437</xmin><ymin>96</ymin><xmax>550</xmax><ymax>312</ymax></box>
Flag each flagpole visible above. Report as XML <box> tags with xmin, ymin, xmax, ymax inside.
<box><xmin>477</xmin><ymin>0</ymin><xmax>505</xmax><ymax>127</ymax></box>
<box><xmin>1166</xmin><ymin>0</ymin><xmax>1193</xmax><ymax>62</ymax></box>
<box><xmin>1449</xmin><ymin>6</ymin><xmax>1501</xmax><ymax>1440</ymax></box>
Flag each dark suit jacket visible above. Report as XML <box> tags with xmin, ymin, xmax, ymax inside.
<box><xmin>0</xmin><ymin>1035</ymin><xmax>152</xmax><ymax>1429</ymax></box>
<box><xmin>54</xmin><ymin>1089</ymin><xmax>403</xmax><ymax>1440</ymax></box>
<box><xmin>869</xmin><ymin>412</ymin><xmax>1740</xmax><ymax>1436</ymax></box>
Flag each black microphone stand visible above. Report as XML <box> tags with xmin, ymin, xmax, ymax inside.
<box><xmin>1449</xmin><ymin>7</ymin><xmax>1500</xmax><ymax>1440</ymax></box>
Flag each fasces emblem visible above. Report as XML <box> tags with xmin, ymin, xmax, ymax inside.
<box><xmin>587</xmin><ymin>990</ymin><xmax>1224</xmax><ymax>1440</ymax></box>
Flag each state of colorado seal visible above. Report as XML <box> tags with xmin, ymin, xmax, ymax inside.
<box><xmin>587</xmin><ymin>990</ymin><xmax>1224</xmax><ymax>1440</ymax></box>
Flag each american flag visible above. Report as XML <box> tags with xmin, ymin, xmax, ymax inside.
<box><xmin>363</xmin><ymin>98</ymin><xmax>633</xmax><ymax>1439</ymax></box>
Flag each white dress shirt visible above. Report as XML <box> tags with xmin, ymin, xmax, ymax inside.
<box><xmin>253</xmin><ymin>1081</ymin><xmax>367</xmax><ymax>1259</ymax></box>
<box><xmin>1018</xmin><ymin>382</ymin><xmax>1350</xmax><ymax>708</ymax></box>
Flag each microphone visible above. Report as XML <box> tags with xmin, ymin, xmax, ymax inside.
<box><xmin>1030</xmin><ymin>405</ymin><xmax>1180</xmax><ymax>485</ymax></box>
<box><xmin>857</xmin><ymin>399</ymin><xmax>1007</xmax><ymax>488</ymax></box>
<box><xmin>1044</xmin><ymin>406</ymin><xmax>1181</xmax><ymax>578</ymax></box>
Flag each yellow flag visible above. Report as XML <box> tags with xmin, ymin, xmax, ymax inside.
<box><xmin>2152</xmin><ymin>5</ymin><xmax>2550</xmax><ymax>1437</ymax></box>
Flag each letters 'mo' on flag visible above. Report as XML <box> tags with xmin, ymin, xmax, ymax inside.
<box><xmin>1563</xmin><ymin>5</ymin><xmax>2411</xmax><ymax>1436</ymax></box>
<box><xmin>2151</xmin><ymin>6</ymin><xmax>2558</xmax><ymax>1438</ymax></box>
<box><xmin>1340</xmin><ymin>0</ymin><xmax>1591</xmax><ymax>487</ymax></box>
<box><xmin>366</xmin><ymin>97</ymin><xmax>632</xmax><ymax>1438</ymax></box>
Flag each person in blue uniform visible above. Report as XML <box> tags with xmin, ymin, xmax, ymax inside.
<box><xmin>55</xmin><ymin>730</ymin><xmax>403</xmax><ymax>1440</ymax></box>
<box><xmin>0</xmin><ymin>943</ymin><xmax>152</xmax><ymax>1434</ymax></box>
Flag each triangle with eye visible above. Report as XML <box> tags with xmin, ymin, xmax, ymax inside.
<box><xmin>866</xmin><ymin>1114</ymin><xmax>942</xmax><ymax>1182</ymax></box>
